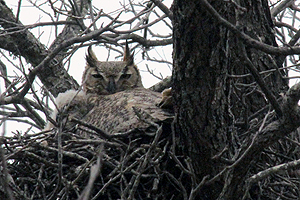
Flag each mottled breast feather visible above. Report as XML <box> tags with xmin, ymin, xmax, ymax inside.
<box><xmin>80</xmin><ymin>88</ymin><xmax>173</xmax><ymax>135</ymax></box>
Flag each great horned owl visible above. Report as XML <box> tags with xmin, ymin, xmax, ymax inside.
<box><xmin>44</xmin><ymin>42</ymin><xmax>172</xmax><ymax>135</ymax></box>
<box><xmin>82</xmin><ymin>42</ymin><xmax>143</xmax><ymax>95</ymax></box>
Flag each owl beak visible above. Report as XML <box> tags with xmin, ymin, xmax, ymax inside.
<box><xmin>107</xmin><ymin>77</ymin><xmax>116</xmax><ymax>94</ymax></box>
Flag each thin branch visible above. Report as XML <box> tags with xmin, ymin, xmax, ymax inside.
<box><xmin>248</xmin><ymin>158</ymin><xmax>300</xmax><ymax>184</ymax></box>
<box><xmin>275</xmin><ymin>21</ymin><xmax>297</xmax><ymax>32</ymax></box>
<box><xmin>150</xmin><ymin>0</ymin><xmax>173</xmax><ymax>20</ymax></box>
<box><xmin>239</xmin><ymin>43</ymin><xmax>283</xmax><ymax>117</ymax></box>
<box><xmin>0</xmin><ymin>1</ymin><xmax>79</xmax><ymax>97</ymax></box>
<box><xmin>0</xmin><ymin>23</ymin><xmax>113</xmax><ymax>106</ymax></box>
<box><xmin>15</xmin><ymin>0</ymin><xmax>22</xmax><ymax>23</ymax></box>
<box><xmin>71</xmin><ymin>118</ymin><xmax>111</xmax><ymax>139</ymax></box>
<box><xmin>78</xmin><ymin>145</ymin><xmax>104</xmax><ymax>200</ymax></box>
<box><xmin>199</xmin><ymin>0</ymin><xmax>300</xmax><ymax>56</ymax></box>
<box><xmin>270</xmin><ymin>0</ymin><xmax>294</xmax><ymax>18</ymax></box>
<box><xmin>0</xmin><ymin>21</ymin><xmax>78</xmax><ymax>36</ymax></box>
<box><xmin>188</xmin><ymin>175</ymin><xmax>209</xmax><ymax>200</ymax></box>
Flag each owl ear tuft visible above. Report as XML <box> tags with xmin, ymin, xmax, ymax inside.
<box><xmin>86</xmin><ymin>46</ymin><xmax>99</xmax><ymax>68</ymax></box>
<box><xmin>123</xmin><ymin>41</ymin><xmax>134</xmax><ymax>66</ymax></box>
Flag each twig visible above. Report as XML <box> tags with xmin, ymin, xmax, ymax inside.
<box><xmin>78</xmin><ymin>145</ymin><xmax>104</xmax><ymax>200</ymax></box>
<box><xmin>239</xmin><ymin>43</ymin><xmax>283</xmax><ymax>117</ymax></box>
<box><xmin>270</xmin><ymin>0</ymin><xmax>294</xmax><ymax>18</ymax></box>
<box><xmin>127</xmin><ymin>125</ymin><xmax>162</xmax><ymax>199</ymax></box>
<box><xmin>71</xmin><ymin>118</ymin><xmax>111</xmax><ymax>139</ymax></box>
<box><xmin>0</xmin><ymin>143</ymin><xmax>15</xmax><ymax>200</ymax></box>
<box><xmin>0</xmin><ymin>24</ymin><xmax>111</xmax><ymax>105</ymax></box>
<box><xmin>243</xmin><ymin>157</ymin><xmax>300</xmax><ymax>199</ymax></box>
<box><xmin>150</xmin><ymin>0</ymin><xmax>173</xmax><ymax>20</ymax></box>
<box><xmin>199</xmin><ymin>0</ymin><xmax>300</xmax><ymax>56</ymax></box>
<box><xmin>188</xmin><ymin>175</ymin><xmax>209</xmax><ymax>200</ymax></box>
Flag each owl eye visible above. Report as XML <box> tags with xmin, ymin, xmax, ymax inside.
<box><xmin>92</xmin><ymin>73</ymin><xmax>103</xmax><ymax>79</ymax></box>
<box><xmin>120</xmin><ymin>74</ymin><xmax>131</xmax><ymax>79</ymax></box>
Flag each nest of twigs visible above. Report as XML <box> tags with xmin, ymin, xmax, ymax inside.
<box><xmin>0</xmin><ymin>121</ymin><xmax>192</xmax><ymax>200</ymax></box>
<box><xmin>3</xmin><ymin>116</ymin><xmax>300</xmax><ymax>199</ymax></box>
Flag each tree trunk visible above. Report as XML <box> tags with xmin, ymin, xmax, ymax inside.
<box><xmin>172</xmin><ymin>0</ymin><xmax>288</xmax><ymax>198</ymax></box>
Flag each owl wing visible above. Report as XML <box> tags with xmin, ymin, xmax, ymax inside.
<box><xmin>80</xmin><ymin>88</ymin><xmax>173</xmax><ymax>135</ymax></box>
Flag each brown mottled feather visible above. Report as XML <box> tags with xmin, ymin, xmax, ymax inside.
<box><xmin>81</xmin><ymin>88</ymin><xmax>173</xmax><ymax>134</ymax></box>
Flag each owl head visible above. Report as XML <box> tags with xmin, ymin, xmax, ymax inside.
<box><xmin>82</xmin><ymin>42</ymin><xmax>143</xmax><ymax>95</ymax></box>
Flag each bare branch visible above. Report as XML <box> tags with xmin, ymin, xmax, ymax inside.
<box><xmin>247</xmin><ymin>157</ymin><xmax>300</xmax><ymax>185</ymax></box>
<box><xmin>239</xmin><ymin>43</ymin><xmax>283</xmax><ymax>117</ymax></box>
<box><xmin>0</xmin><ymin>23</ymin><xmax>113</xmax><ymax>106</ymax></box>
<box><xmin>0</xmin><ymin>1</ymin><xmax>79</xmax><ymax>97</ymax></box>
<box><xmin>200</xmin><ymin>0</ymin><xmax>300</xmax><ymax>56</ymax></box>
<box><xmin>150</xmin><ymin>0</ymin><xmax>173</xmax><ymax>20</ymax></box>
<box><xmin>270</xmin><ymin>0</ymin><xmax>295</xmax><ymax>18</ymax></box>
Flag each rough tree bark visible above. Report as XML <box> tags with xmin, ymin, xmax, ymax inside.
<box><xmin>172</xmin><ymin>0</ymin><xmax>289</xmax><ymax>199</ymax></box>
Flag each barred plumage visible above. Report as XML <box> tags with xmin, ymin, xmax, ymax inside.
<box><xmin>44</xmin><ymin>42</ymin><xmax>172</xmax><ymax>136</ymax></box>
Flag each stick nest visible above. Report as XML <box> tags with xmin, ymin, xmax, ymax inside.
<box><xmin>1</xmin><ymin>122</ymin><xmax>190</xmax><ymax>200</ymax></box>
